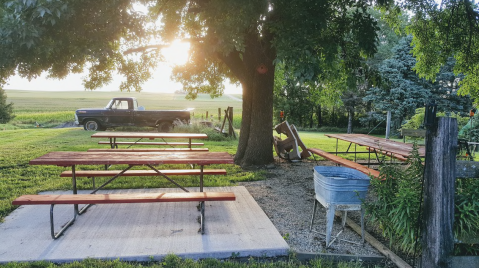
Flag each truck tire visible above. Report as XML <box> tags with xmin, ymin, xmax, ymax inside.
<box><xmin>84</xmin><ymin>120</ymin><xmax>103</xmax><ymax>131</ymax></box>
<box><xmin>157</xmin><ymin>121</ymin><xmax>172</xmax><ymax>132</ymax></box>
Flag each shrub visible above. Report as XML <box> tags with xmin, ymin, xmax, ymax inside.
<box><xmin>365</xmin><ymin>144</ymin><xmax>479</xmax><ymax>255</ymax></box>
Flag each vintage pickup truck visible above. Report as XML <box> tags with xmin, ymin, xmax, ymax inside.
<box><xmin>75</xmin><ymin>97</ymin><xmax>191</xmax><ymax>132</ymax></box>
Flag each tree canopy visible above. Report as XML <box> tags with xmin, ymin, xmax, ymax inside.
<box><xmin>398</xmin><ymin>1</ymin><xmax>479</xmax><ymax>102</ymax></box>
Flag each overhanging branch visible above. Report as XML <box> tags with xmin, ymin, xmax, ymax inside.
<box><xmin>123</xmin><ymin>45</ymin><xmax>167</xmax><ymax>55</ymax></box>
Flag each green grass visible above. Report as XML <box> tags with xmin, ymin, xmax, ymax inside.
<box><xmin>0</xmin><ymin>128</ymin><xmax>268</xmax><ymax>221</ymax></box>
<box><xmin>0</xmin><ymin>254</ymin><xmax>370</xmax><ymax>268</ymax></box>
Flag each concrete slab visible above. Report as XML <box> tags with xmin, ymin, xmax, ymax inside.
<box><xmin>0</xmin><ymin>186</ymin><xmax>289</xmax><ymax>263</ymax></box>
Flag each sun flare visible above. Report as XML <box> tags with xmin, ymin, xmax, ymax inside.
<box><xmin>162</xmin><ymin>40</ymin><xmax>190</xmax><ymax>66</ymax></box>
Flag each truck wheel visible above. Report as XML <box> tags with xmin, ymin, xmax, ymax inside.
<box><xmin>84</xmin><ymin>120</ymin><xmax>102</xmax><ymax>131</ymax></box>
<box><xmin>157</xmin><ymin>121</ymin><xmax>172</xmax><ymax>132</ymax></box>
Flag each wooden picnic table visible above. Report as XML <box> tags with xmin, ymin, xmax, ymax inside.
<box><xmin>91</xmin><ymin>132</ymin><xmax>208</xmax><ymax>149</ymax></box>
<box><xmin>26</xmin><ymin>151</ymin><xmax>235</xmax><ymax>237</ymax></box>
<box><xmin>325</xmin><ymin>133</ymin><xmax>425</xmax><ymax>159</ymax></box>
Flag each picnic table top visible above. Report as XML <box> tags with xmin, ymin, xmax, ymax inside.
<box><xmin>325</xmin><ymin>133</ymin><xmax>425</xmax><ymax>157</ymax></box>
<box><xmin>91</xmin><ymin>132</ymin><xmax>208</xmax><ymax>139</ymax></box>
<box><xmin>29</xmin><ymin>151</ymin><xmax>233</xmax><ymax>166</ymax></box>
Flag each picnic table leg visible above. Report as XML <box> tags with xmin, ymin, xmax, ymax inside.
<box><xmin>335</xmin><ymin>139</ymin><xmax>339</xmax><ymax>155</ymax></box>
<box><xmin>189</xmin><ymin>138</ymin><xmax>192</xmax><ymax>149</ymax></box>
<box><xmin>200</xmin><ymin>165</ymin><xmax>205</xmax><ymax>233</ymax></box>
<box><xmin>50</xmin><ymin>204</ymin><xmax>76</xmax><ymax>239</ymax></box>
<box><xmin>310</xmin><ymin>198</ymin><xmax>319</xmax><ymax>230</ymax></box>
<box><xmin>72</xmin><ymin>165</ymin><xmax>79</xmax><ymax>215</ymax></box>
<box><xmin>49</xmin><ymin>165</ymin><xmax>79</xmax><ymax>239</ymax></box>
<box><xmin>200</xmin><ymin>200</ymin><xmax>205</xmax><ymax>234</ymax></box>
<box><xmin>354</xmin><ymin>144</ymin><xmax>357</xmax><ymax>162</ymax></box>
<box><xmin>368</xmin><ymin>148</ymin><xmax>371</xmax><ymax>167</ymax></box>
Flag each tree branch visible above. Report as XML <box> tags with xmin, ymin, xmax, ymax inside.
<box><xmin>216</xmin><ymin>50</ymin><xmax>247</xmax><ymax>82</ymax></box>
<box><xmin>123</xmin><ymin>45</ymin><xmax>167</xmax><ymax>55</ymax></box>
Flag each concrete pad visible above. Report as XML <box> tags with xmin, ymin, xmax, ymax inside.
<box><xmin>0</xmin><ymin>186</ymin><xmax>289</xmax><ymax>263</ymax></box>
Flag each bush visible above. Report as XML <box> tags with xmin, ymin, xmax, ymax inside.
<box><xmin>365</xmin><ymin>144</ymin><xmax>479</xmax><ymax>255</ymax></box>
<box><xmin>402</xmin><ymin>107</ymin><xmax>469</xmax><ymax>131</ymax></box>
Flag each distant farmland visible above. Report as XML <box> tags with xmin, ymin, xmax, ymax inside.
<box><xmin>4</xmin><ymin>90</ymin><xmax>243</xmax><ymax>129</ymax></box>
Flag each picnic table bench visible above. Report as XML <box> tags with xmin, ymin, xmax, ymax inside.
<box><xmin>13</xmin><ymin>192</ymin><xmax>235</xmax><ymax>239</ymax></box>
<box><xmin>308</xmin><ymin>148</ymin><xmax>380</xmax><ymax>178</ymax></box>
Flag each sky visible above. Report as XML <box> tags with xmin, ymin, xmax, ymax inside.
<box><xmin>5</xmin><ymin>64</ymin><xmax>242</xmax><ymax>94</ymax></box>
<box><xmin>4</xmin><ymin>40</ymin><xmax>242</xmax><ymax>94</ymax></box>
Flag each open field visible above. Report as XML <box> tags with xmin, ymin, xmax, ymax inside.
<box><xmin>3</xmin><ymin>90</ymin><xmax>243</xmax><ymax>129</ymax></box>
<box><xmin>5</xmin><ymin>90</ymin><xmax>243</xmax><ymax>113</ymax></box>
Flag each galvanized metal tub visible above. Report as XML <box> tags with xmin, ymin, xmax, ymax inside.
<box><xmin>313</xmin><ymin>166</ymin><xmax>371</xmax><ymax>205</ymax></box>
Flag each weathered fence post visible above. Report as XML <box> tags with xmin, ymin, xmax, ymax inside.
<box><xmin>422</xmin><ymin>117</ymin><xmax>457</xmax><ymax>268</ymax></box>
<box><xmin>218</xmin><ymin>108</ymin><xmax>221</xmax><ymax>121</ymax></box>
<box><xmin>386</xmin><ymin>111</ymin><xmax>391</xmax><ymax>139</ymax></box>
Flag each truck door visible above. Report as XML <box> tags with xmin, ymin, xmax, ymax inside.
<box><xmin>105</xmin><ymin>99</ymin><xmax>134</xmax><ymax>126</ymax></box>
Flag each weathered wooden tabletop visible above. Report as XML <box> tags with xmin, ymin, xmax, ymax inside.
<box><xmin>29</xmin><ymin>151</ymin><xmax>234</xmax><ymax>166</ymax></box>
<box><xmin>325</xmin><ymin>133</ymin><xmax>425</xmax><ymax>157</ymax></box>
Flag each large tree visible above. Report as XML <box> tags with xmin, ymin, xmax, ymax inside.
<box><xmin>0</xmin><ymin>0</ymin><xmax>385</xmax><ymax>166</ymax></box>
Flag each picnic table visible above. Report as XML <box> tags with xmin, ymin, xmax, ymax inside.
<box><xmin>325</xmin><ymin>133</ymin><xmax>425</xmax><ymax>160</ymax></box>
<box><xmin>15</xmin><ymin>151</ymin><xmax>235</xmax><ymax>238</ymax></box>
<box><xmin>91</xmin><ymin>132</ymin><xmax>208</xmax><ymax>149</ymax></box>
<box><xmin>308</xmin><ymin>134</ymin><xmax>426</xmax><ymax>179</ymax></box>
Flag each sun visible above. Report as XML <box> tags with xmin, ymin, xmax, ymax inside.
<box><xmin>161</xmin><ymin>40</ymin><xmax>190</xmax><ymax>66</ymax></box>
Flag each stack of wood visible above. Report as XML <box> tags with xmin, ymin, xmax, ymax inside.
<box><xmin>273</xmin><ymin>121</ymin><xmax>311</xmax><ymax>161</ymax></box>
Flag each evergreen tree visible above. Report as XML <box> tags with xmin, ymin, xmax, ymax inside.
<box><xmin>364</xmin><ymin>36</ymin><xmax>430</xmax><ymax>129</ymax></box>
<box><xmin>0</xmin><ymin>88</ymin><xmax>14</xmax><ymax>124</ymax></box>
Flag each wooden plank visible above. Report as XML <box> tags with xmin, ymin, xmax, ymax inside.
<box><xmin>451</xmin><ymin>256</ymin><xmax>479</xmax><ymax>267</ymax></box>
<box><xmin>455</xmin><ymin>161</ymin><xmax>479</xmax><ymax>179</ymax></box>
<box><xmin>60</xmin><ymin>169</ymin><xmax>227</xmax><ymax>177</ymax></box>
<box><xmin>12</xmin><ymin>192</ymin><xmax>236</xmax><ymax>205</ymax></box>
<box><xmin>88</xmin><ymin>148</ymin><xmax>209</xmax><ymax>152</ymax></box>
<box><xmin>308</xmin><ymin>148</ymin><xmax>380</xmax><ymax>178</ymax></box>
<box><xmin>98</xmin><ymin>141</ymin><xmax>204</xmax><ymax>146</ymax></box>
<box><xmin>29</xmin><ymin>151</ymin><xmax>234</xmax><ymax>166</ymax></box>
<box><xmin>344</xmin><ymin>216</ymin><xmax>412</xmax><ymax>268</ymax></box>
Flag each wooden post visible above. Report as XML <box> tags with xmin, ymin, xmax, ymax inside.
<box><xmin>206</xmin><ymin>111</ymin><xmax>208</xmax><ymax>119</ymax></box>
<box><xmin>422</xmin><ymin>117</ymin><xmax>457</xmax><ymax>268</ymax></box>
<box><xmin>385</xmin><ymin>111</ymin><xmax>391</xmax><ymax>139</ymax></box>
<box><xmin>218</xmin><ymin>108</ymin><xmax>221</xmax><ymax>121</ymax></box>
<box><xmin>228</xmin><ymin>107</ymin><xmax>236</xmax><ymax>138</ymax></box>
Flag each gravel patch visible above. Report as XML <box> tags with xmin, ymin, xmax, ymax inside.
<box><xmin>238</xmin><ymin>159</ymin><xmax>383</xmax><ymax>257</ymax></box>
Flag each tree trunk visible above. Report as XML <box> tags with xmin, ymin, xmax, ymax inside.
<box><xmin>347</xmin><ymin>109</ymin><xmax>354</xmax><ymax>134</ymax></box>
<box><xmin>234</xmin><ymin>32</ymin><xmax>275</xmax><ymax>167</ymax></box>
<box><xmin>316</xmin><ymin>104</ymin><xmax>322</xmax><ymax>128</ymax></box>
<box><xmin>309</xmin><ymin>108</ymin><xmax>313</xmax><ymax>128</ymax></box>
